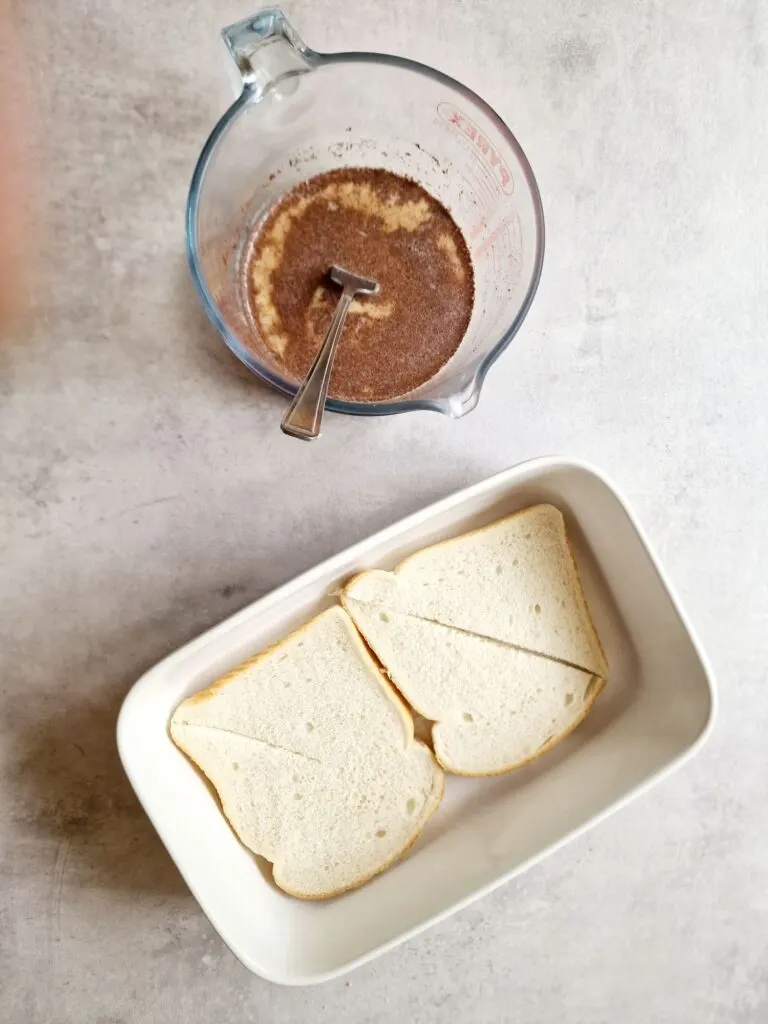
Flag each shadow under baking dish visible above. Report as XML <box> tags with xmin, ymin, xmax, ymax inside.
<box><xmin>117</xmin><ymin>458</ymin><xmax>715</xmax><ymax>985</ymax></box>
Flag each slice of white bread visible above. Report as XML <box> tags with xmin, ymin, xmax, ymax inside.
<box><xmin>170</xmin><ymin>606</ymin><xmax>444</xmax><ymax>899</ymax></box>
<box><xmin>342</xmin><ymin>572</ymin><xmax>603</xmax><ymax>775</ymax></box>
<box><xmin>373</xmin><ymin>504</ymin><xmax>607</xmax><ymax>677</ymax></box>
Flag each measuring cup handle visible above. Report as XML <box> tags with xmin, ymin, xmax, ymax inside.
<box><xmin>222</xmin><ymin>9</ymin><xmax>316</xmax><ymax>95</ymax></box>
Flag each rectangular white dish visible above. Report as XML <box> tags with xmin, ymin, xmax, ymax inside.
<box><xmin>117</xmin><ymin>457</ymin><xmax>715</xmax><ymax>985</ymax></box>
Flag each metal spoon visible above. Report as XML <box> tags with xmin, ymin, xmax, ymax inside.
<box><xmin>281</xmin><ymin>265</ymin><xmax>379</xmax><ymax>440</ymax></box>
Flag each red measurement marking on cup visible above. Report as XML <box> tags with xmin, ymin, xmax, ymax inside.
<box><xmin>469</xmin><ymin>217</ymin><xmax>488</xmax><ymax>240</ymax></box>
<box><xmin>475</xmin><ymin>217</ymin><xmax>512</xmax><ymax>259</ymax></box>
<box><xmin>437</xmin><ymin>102</ymin><xmax>515</xmax><ymax>195</ymax></box>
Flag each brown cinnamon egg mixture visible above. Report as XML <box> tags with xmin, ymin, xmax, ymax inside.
<box><xmin>245</xmin><ymin>168</ymin><xmax>474</xmax><ymax>403</ymax></box>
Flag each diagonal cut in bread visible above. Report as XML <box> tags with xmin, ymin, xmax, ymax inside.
<box><xmin>356</xmin><ymin>504</ymin><xmax>607</xmax><ymax>677</ymax></box>
<box><xmin>170</xmin><ymin>606</ymin><xmax>444</xmax><ymax>899</ymax></box>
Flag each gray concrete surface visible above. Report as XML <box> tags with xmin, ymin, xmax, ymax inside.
<box><xmin>2</xmin><ymin>0</ymin><xmax>767</xmax><ymax>1020</ymax></box>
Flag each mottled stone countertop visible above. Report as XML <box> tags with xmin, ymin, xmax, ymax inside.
<box><xmin>3</xmin><ymin>1</ymin><xmax>767</xmax><ymax>1021</ymax></box>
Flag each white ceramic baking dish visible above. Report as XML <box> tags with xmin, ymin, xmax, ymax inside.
<box><xmin>117</xmin><ymin>457</ymin><xmax>715</xmax><ymax>985</ymax></box>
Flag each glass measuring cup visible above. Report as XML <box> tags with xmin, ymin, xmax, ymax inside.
<box><xmin>187</xmin><ymin>8</ymin><xmax>544</xmax><ymax>418</ymax></box>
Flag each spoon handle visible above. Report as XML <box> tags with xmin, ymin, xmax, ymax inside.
<box><xmin>281</xmin><ymin>287</ymin><xmax>354</xmax><ymax>440</ymax></box>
